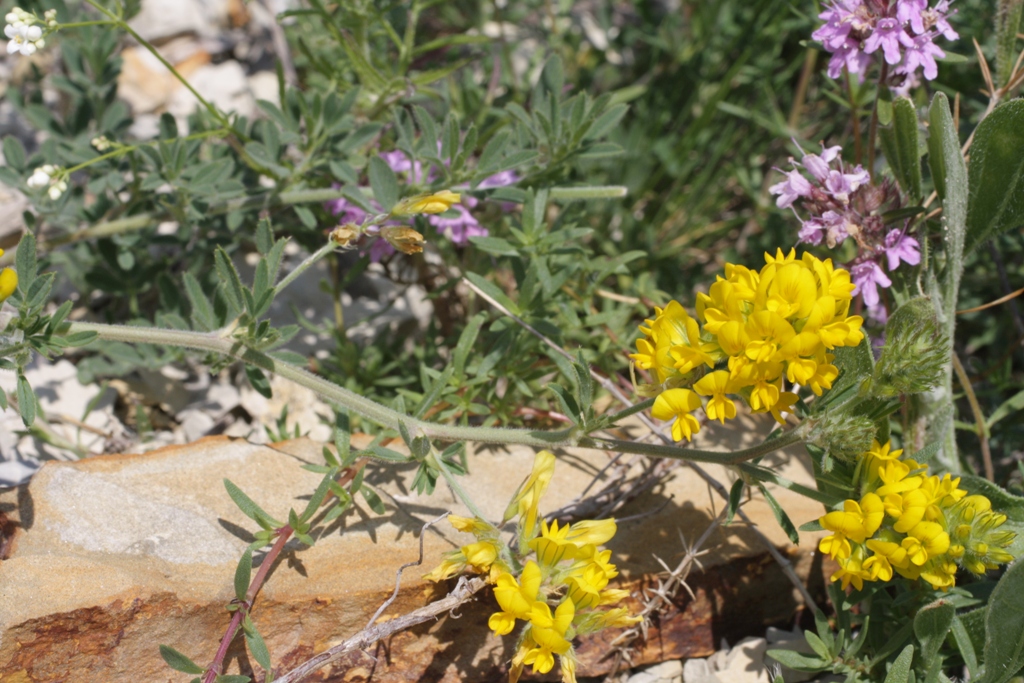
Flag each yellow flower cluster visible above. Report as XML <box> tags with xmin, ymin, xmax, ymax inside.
<box><xmin>819</xmin><ymin>441</ymin><xmax>1016</xmax><ymax>591</ymax></box>
<box><xmin>425</xmin><ymin>451</ymin><xmax>641</xmax><ymax>683</ymax></box>
<box><xmin>0</xmin><ymin>249</ymin><xmax>16</xmax><ymax>304</ymax></box>
<box><xmin>630</xmin><ymin>250</ymin><xmax>865</xmax><ymax>440</ymax></box>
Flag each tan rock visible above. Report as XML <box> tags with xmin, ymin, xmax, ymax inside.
<box><xmin>0</xmin><ymin>413</ymin><xmax>827</xmax><ymax>682</ymax></box>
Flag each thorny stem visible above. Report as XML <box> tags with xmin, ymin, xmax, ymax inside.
<box><xmin>62</xmin><ymin>321</ymin><xmax>806</xmax><ymax>466</ymax></box>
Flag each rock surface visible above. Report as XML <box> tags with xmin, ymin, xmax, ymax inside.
<box><xmin>0</xmin><ymin>415</ymin><xmax>827</xmax><ymax>682</ymax></box>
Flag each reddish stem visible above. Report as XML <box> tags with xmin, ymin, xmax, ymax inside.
<box><xmin>201</xmin><ymin>465</ymin><xmax>360</xmax><ymax>683</ymax></box>
<box><xmin>203</xmin><ymin>526</ymin><xmax>294</xmax><ymax>683</ymax></box>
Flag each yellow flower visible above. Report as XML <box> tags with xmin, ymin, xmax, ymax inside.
<box><xmin>564</xmin><ymin>563</ymin><xmax>609</xmax><ymax>610</ymax></box>
<box><xmin>831</xmin><ymin>553</ymin><xmax>871</xmax><ymax>591</ymax></box>
<box><xmin>821</xmin><ymin>494</ymin><xmax>884</xmax><ymax>544</ymax></box>
<box><xmin>693</xmin><ymin>370</ymin><xmax>738</xmax><ymax>424</ymax></box>
<box><xmin>524</xmin><ymin>599</ymin><xmax>575</xmax><ymax>673</ymax></box>
<box><xmin>530</xmin><ymin>519</ymin><xmax>579</xmax><ymax>566</ymax></box>
<box><xmin>448</xmin><ymin>514</ymin><xmax>493</xmax><ymax>534</ymax></box>
<box><xmin>592</xmin><ymin>607</ymin><xmax>642</xmax><ymax>629</ymax></box>
<box><xmin>392</xmin><ymin>189</ymin><xmax>461</xmax><ymax>215</ymax></box>
<box><xmin>901</xmin><ymin>521</ymin><xmax>950</xmax><ymax>566</ymax></box>
<box><xmin>564</xmin><ymin>518</ymin><xmax>617</xmax><ymax>547</ymax></box>
<box><xmin>462</xmin><ymin>541</ymin><xmax>499</xmax><ymax>573</ymax></box>
<box><xmin>651</xmin><ymin>388</ymin><xmax>702</xmax><ymax>442</ymax></box>
<box><xmin>0</xmin><ymin>249</ymin><xmax>16</xmax><ymax>304</ymax></box>
<box><xmin>489</xmin><ymin>562</ymin><xmax>542</xmax><ymax>635</ymax></box>
<box><xmin>884</xmin><ymin>489</ymin><xmax>929</xmax><ymax>533</ymax></box>
<box><xmin>874</xmin><ymin>460</ymin><xmax>924</xmax><ymax>497</ymax></box>
<box><xmin>423</xmin><ymin>550</ymin><xmax>466</xmax><ymax>582</ymax></box>
<box><xmin>560</xmin><ymin>653</ymin><xmax>578</xmax><ymax>683</ymax></box>
<box><xmin>504</xmin><ymin>450</ymin><xmax>557</xmax><ymax>540</ymax></box>
<box><xmin>769</xmin><ymin>391</ymin><xmax>798</xmax><ymax>424</ymax></box>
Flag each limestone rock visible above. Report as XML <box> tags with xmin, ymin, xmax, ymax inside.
<box><xmin>0</xmin><ymin>414</ymin><xmax>827</xmax><ymax>682</ymax></box>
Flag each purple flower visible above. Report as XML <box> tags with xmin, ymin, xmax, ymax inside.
<box><xmin>325</xmin><ymin>195</ymin><xmax>371</xmax><ymax>225</ymax></box>
<box><xmin>897</xmin><ymin>0</ymin><xmax>928</xmax><ymax>34</ymax></box>
<box><xmin>825</xmin><ymin>40</ymin><xmax>875</xmax><ymax>79</ymax></box>
<box><xmin>367</xmin><ymin>236</ymin><xmax>396</xmax><ymax>262</ymax></box>
<box><xmin>812</xmin><ymin>3</ymin><xmax>856</xmax><ymax>51</ymax></box>
<box><xmin>429</xmin><ymin>205</ymin><xmax>488</xmax><ymax>246</ymax></box>
<box><xmin>865</xmin><ymin>18</ymin><xmax>912</xmax><ymax>64</ymax></box>
<box><xmin>851</xmin><ymin>261</ymin><xmax>893</xmax><ymax>307</ymax></box>
<box><xmin>799</xmin><ymin>211</ymin><xmax>849</xmax><ymax>247</ymax></box>
<box><xmin>927</xmin><ymin>0</ymin><xmax>958</xmax><ymax>41</ymax></box>
<box><xmin>898</xmin><ymin>32</ymin><xmax>944</xmax><ymax>80</ymax></box>
<box><xmin>798</xmin><ymin>218</ymin><xmax>826</xmax><ymax>245</ymax></box>
<box><xmin>801</xmin><ymin>144</ymin><xmax>843</xmax><ymax>181</ymax></box>
<box><xmin>824</xmin><ymin>166</ymin><xmax>869</xmax><ymax>203</ymax></box>
<box><xmin>883</xmin><ymin>229</ymin><xmax>921</xmax><ymax>270</ymax></box>
<box><xmin>380</xmin><ymin>150</ymin><xmax>427</xmax><ymax>184</ymax></box>
<box><xmin>476</xmin><ymin>170</ymin><xmax>519</xmax><ymax>189</ymax></box>
<box><xmin>769</xmin><ymin>168</ymin><xmax>814</xmax><ymax>208</ymax></box>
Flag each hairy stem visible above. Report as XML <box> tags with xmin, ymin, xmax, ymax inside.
<box><xmin>63</xmin><ymin>321</ymin><xmax>806</xmax><ymax>464</ymax></box>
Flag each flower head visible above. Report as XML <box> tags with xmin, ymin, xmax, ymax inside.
<box><xmin>392</xmin><ymin>190</ymin><xmax>461</xmax><ymax>216</ymax></box>
<box><xmin>5</xmin><ymin>8</ymin><xmax>46</xmax><ymax>56</ymax></box>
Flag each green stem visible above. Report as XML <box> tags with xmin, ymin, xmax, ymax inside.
<box><xmin>83</xmin><ymin>0</ymin><xmax>228</xmax><ymax>127</ymax></box>
<box><xmin>62</xmin><ymin>128</ymin><xmax>227</xmax><ymax>176</ymax></box>
<box><xmin>57</xmin><ymin>20</ymin><xmax>118</xmax><ymax>28</ymax></box>
<box><xmin>61</xmin><ymin>321</ymin><xmax>806</xmax><ymax>465</ymax></box>
<box><xmin>581</xmin><ymin>426</ymin><xmax>808</xmax><ymax>466</ymax></box>
<box><xmin>737</xmin><ymin>462</ymin><xmax>842</xmax><ymax>506</ymax></box>
<box><xmin>275</xmin><ymin>241</ymin><xmax>339</xmax><ymax>292</ymax></box>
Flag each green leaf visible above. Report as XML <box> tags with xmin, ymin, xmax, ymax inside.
<box><xmin>243</xmin><ymin>617</ymin><xmax>272</xmax><ymax>671</ymax></box>
<box><xmin>360</xmin><ymin>486</ymin><xmax>386</xmax><ymax>514</ymax></box>
<box><xmin>987</xmin><ymin>388</ymin><xmax>1024</xmax><ymax>429</ymax></box>
<box><xmin>966</xmin><ymin>99</ymin><xmax>1024</xmax><ymax>253</ymax></box>
<box><xmin>465</xmin><ymin>272</ymin><xmax>520</xmax><ymax>315</ymax></box>
<box><xmin>15</xmin><ymin>231</ymin><xmax>37</xmax><ymax>293</ymax></box>
<box><xmin>453</xmin><ymin>313</ymin><xmax>486</xmax><ymax>379</ymax></box>
<box><xmin>995</xmin><ymin>1</ymin><xmax>1024</xmax><ymax>87</ymax></box>
<box><xmin>952</xmin><ymin>615</ymin><xmax>979</xmax><ymax>678</ymax></box>
<box><xmin>159</xmin><ymin>645</ymin><xmax>205</xmax><ymax>674</ymax></box>
<box><xmin>184</xmin><ymin>272</ymin><xmax>216</xmax><ymax>331</ymax></box>
<box><xmin>977</xmin><ymin>559</ymin><xmax>1024</xmax><ymax>683</ymax></box>
<box><xmin>368</xmin><ymin>156</ymin><xmax>399</xmax><ymax>211</ymax></box>
<box><xmin>880</xmin><ymin>96</ymin><xmax>922</xmax><ymax>202</ymax></box>
<box><xmin>3</xmin><ymin>136</ymin><xmax>26</xmax><ymax>171</ymax></box>
<box><xmin>234</xmin><ymin>548</ymin><xmax>252</xmax><ymax>602</ymax></box>
<box><xmin>245</xmin><ymin>365</ymin><xmax>273</xmax><ymax>399</ymax></box>
<box><xmin>223</xmin><ymin>479</ymin><xmax>281</xmax><ymax>529</ymax></box>
<box><xmin>757</xmin><ymin>484</ymin><xmax>799</xmax><ymax>544</ymax></box>
<box><xmin>914</xmin><ymin>599</ymin><xmax>954</xmax><ymax>682</ymax></box>
<box><xmin>726</xmin><ymin>479</ymin><xmax>744</xmax><ymax>525</ymax></box>
<box><xmin>883</xmin><ymin>644</ymin><xmax>915</xmax><ymax>683</ymax></box>
<box><xmin>819</xmin><ymin>335</ymin><xmax>873</xmax><ymax>410</ymax></box>
<box><xmin>765</xmin><ymin>649</ymin><xmax>828</xmax><ymax>673</ymax></box>
<box><xmin>215</xmin><ymin>248</ymin><xmax>246</xmax><ymax>313</ymax></box>
<box><xmin>16</xmin><ymin>374</ymin><xmax>35</xmax><ymax>427</ymax></box>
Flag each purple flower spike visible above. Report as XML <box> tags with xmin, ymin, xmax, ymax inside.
<box><xmin>769</xmin><ymin>168</ymin><xmax>814</xmax><ymax>208</ymax></box>
<box><xmin>851</xmin><ymin>261</ymin><xmax>893</xmax><ymax>307</ymax></box>
<box><xmin>883</xmin><ymin>229</ymin><xmax>921</xmax><ymax>270</ymax></box>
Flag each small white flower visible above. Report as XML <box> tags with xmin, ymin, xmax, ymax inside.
<box><xmin>26</xmin><ymin>165</ymin><xmax>66</xmax><ymax>199</ymax></box>
<box><xmin>4</xmin><ymin>8</ymin><xmax>46</xmax><ymax>57</ymax></box>
<box><xmin>91</xmin><ymin>135</ymin><xmax>113</xmax><ymax>152</ymax></box>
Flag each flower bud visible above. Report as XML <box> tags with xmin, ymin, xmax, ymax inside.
<box><xmin>391</xmin><ymin>190</ymin><xmax>460</xmax><ymax>216</ymax></box>
<box><xmin>872</xmin><ymin>297</ymin><xmax>948</xmax><ymax>397</ymax></box>
<box><xmin>380</xmin><ymin>226</ymin><xmax>425</xmax><ymax>254</ymax></box>
<box><xmin>330</xmin><ymin>223</ymin><xmax>360</xmax><ymax>247</ymax></box>
<box><xmin>808</xmin><ymin>410</ymin><xmax>876</xmax><ymax>462</ymax></box>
